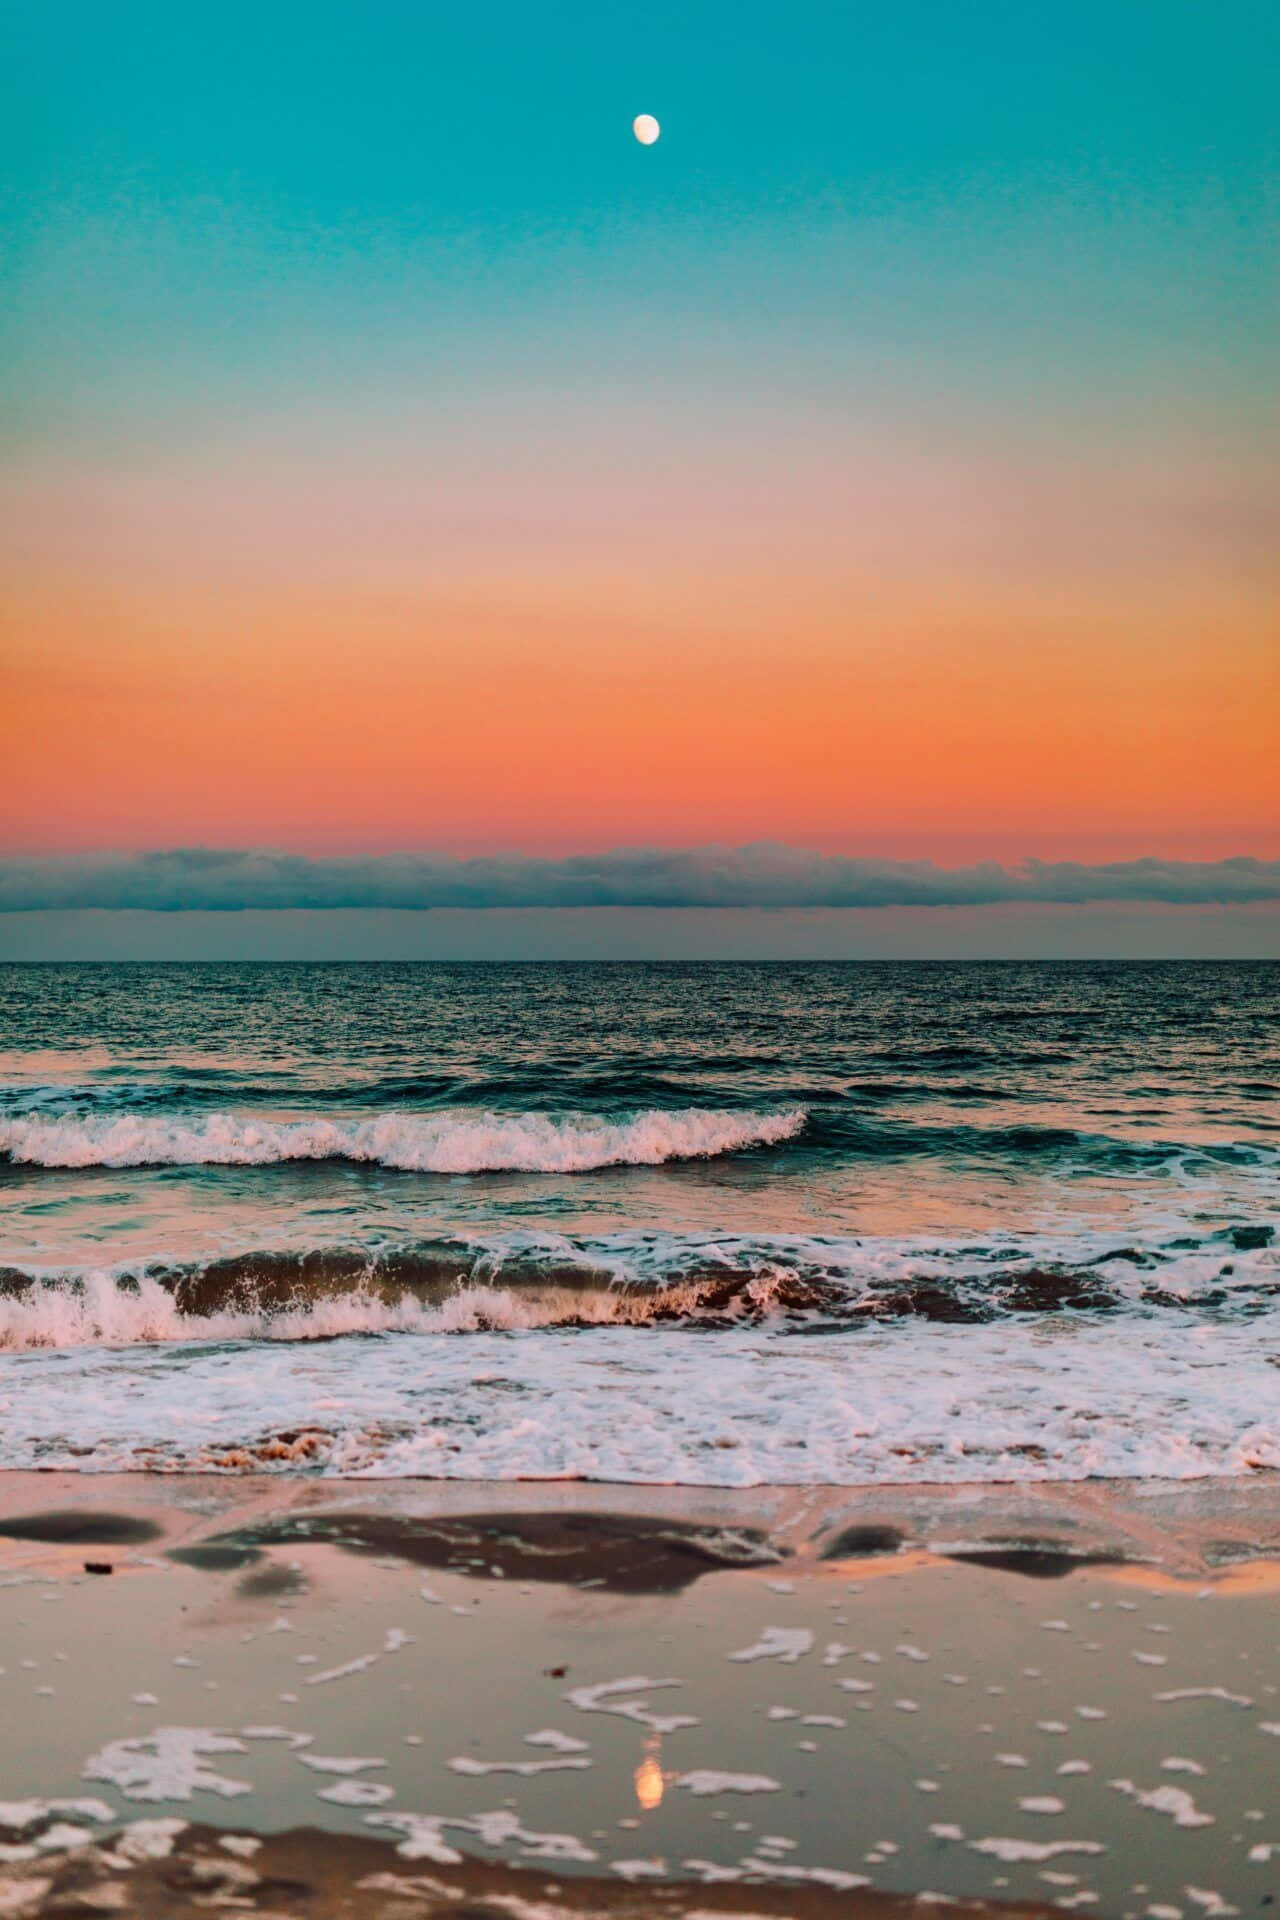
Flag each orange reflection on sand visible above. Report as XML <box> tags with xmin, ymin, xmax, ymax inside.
<box><xmin>1101</xmin><ymin>1559</ymin><xmax>1280</xmax><ymax>1598</ymax></box>
<box><xmin>770</xmin><ymin>1551</ymin><xmax>1280</xmax><ymax>1596</ymax></box>
<box><xmin>634</xmin><ymin>1741</ymin><xmax>665</xmax><ymax>1810</ymax></box>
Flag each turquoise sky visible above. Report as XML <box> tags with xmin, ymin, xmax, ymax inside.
<box><xmin>5</xmin><ymin>0</ymin><xmax>1277</xmax><ymax>441</ymax></box>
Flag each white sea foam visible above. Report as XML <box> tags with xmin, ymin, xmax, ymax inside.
<box><xmin>740</xmin><ymin>1861</ymin><xmax>871</xmax><ymax>1891</ymax></box>
<box><xmin>1155</xmin><ymin>1689</ymin><xmax>1253</xmax><ymax>1708</ymax></box>
<box><xmin>969</xmin><ymin>1840</ymin><xmax>1107</xmax><ymax>1864</ymax></box>
<box><xmin>1109</xmin><ymin>1780</ymin><xmax>1215</xmax><ymax>1828</ymax></box>
<box><xmin>524</xmin><ymin>1731</ymin><xmax>589</xmax><ymax>1753</ymax></box>
<box><xmin>297</xmin><ymin>1756</ymin><xmax>386</xmax><ymax>1776</ymax></box>
<box><xmin>447</xmin><ymin>1755</ymin><xmax>591</xmax><ymax>1778</ymax></box>
<box><xmin>83</xmin><ymin>1729</ymin><xmax>252</xmax><ymax>1803</ymax></box>
<box><xmin>727</xmin><ymin>1628</ymin><xmax>814</xmax><ymax>1664</ymax></box>
<box><xmin>318</xmin><ymin>1778</ymin><xmax>396</xmax><ymax>1807</ymax></box>
<box><xmin>675</xmin><ymin>1772</ymin><xmax>781</xmax><ymax>1797</ymax></box>
<box><xmin>0</xmin><ymin>1801</ymin><xmax>114</xmax><ymax>1836</ymax></box>
<box><xmin>0</xmin><ymin>1105</ymin><xmax>804</xmax><ymax>1173</ymax></box>
<box><xmin>4</xmin><ymin>1309</ymin><xmax>1277</xmax><ymax>1485</ymax></box>
<box><xmin>566</xmin><ymin>1677</ymin><xmax>698</xmax><ymax>1736</ymax></box>
<box><xmin>114</xmin><ymin>1818</ymin><xmax>189</xmax><ymax>1862</ymax></box>
<box><xmin>366</xmin><ymin>1808</ymin><xmax>598</xmax><ymax>1866</ymax></box>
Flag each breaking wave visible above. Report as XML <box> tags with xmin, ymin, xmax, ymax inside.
<box><xmin>0</xmin><ymin>1271</ymin><xmax>719</xmax><ymax>1350</ymax></box>
<box><xmin>1</xmin><ymin>1224</ymin><xmax>1274</xmax><ymax>1351</ymax></box>
<box><xmin>0</xmin><ymin>1105</ymin><xmax>805</xmax><ymax>1173</ymax></box>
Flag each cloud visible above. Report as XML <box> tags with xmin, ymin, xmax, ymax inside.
<box><xmin>1</xmin><ymin>847</ymin><xmax>1278</xmax><ymax>913</ymax></box>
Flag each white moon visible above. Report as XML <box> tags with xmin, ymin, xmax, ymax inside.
<box><xmin>633</xmin><ymin>113</ymin><xmax>660</xmax><ymax>146</ymax></box>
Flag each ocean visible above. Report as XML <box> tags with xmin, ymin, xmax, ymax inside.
<box><xmin>0</xmin><ymin>960</ymin><xmax>1276</xmax><ymax>1485</ymax></box>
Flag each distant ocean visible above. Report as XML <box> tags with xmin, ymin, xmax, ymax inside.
<box><xmin>0</xmin><ymin>961</ymin><xmax>1276</xmax><ymax>1485</ymax></box>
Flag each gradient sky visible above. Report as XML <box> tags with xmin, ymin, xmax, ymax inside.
<box><xmin>2</xmin><ymin>1</ymin><xmax>1277</xmax><ymax>916</ymax></box>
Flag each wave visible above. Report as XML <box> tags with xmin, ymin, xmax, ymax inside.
<box><xmin>0</xmin><ymin>1270</ymin><xmax>717</xmax><ymax>1350</ymax></box>
<box><xmin>3</xmin><ymin>1102</ymin><xmax>1275</xmax><ymax>1188</ymax></box>
<box><xmin>2</xmin><ymin>1224</ymin><xmax>1274</xmax><ymax>1351</ymax></box>
<box><xmin>0</xmin><ymin>1105</ymin><xmax>805</xmax><ymax>1173</ymax></box>
<box><xmin>4</xmin><ymin>1294</ymin><xmax>1278</xmax><ymax>1485</ymax></box>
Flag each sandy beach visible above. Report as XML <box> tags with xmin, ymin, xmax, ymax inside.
<box><xmin>2</xmin><ymin>1474</ymin><xmax>1278</xmax><ymax>1918</ymax></box>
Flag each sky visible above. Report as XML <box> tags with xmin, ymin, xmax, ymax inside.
<box><xmin>2</xmin><ymin>0</ymin><xmax>1277</xmax><ymax>956</ymax></box>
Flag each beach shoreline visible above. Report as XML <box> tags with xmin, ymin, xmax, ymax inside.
<box><xmin>3</xmin><ymin>1471</ymin><xmax>1280</xmax><ymax>1588</ymax></box>
<box><xmin>3</xmin><ymin>1472</ymin><xmax>1278</xmax><ymax>1917</ymax></box>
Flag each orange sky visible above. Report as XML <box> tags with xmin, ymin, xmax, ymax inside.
<box><xmin>4</xmin><ymin>344</ymin><xmax>1275</xmax><ymax>869</ymax></box>
<box><xmin>4</xmin><ymin>569</ymin><xmax>1276</xmax><ymax>860</ymax></box>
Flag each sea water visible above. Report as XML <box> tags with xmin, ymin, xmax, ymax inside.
<box><xmin>0</xmin><ymin>960</ymin><xmax>1275</xmax><ymax>1483</ymax></box>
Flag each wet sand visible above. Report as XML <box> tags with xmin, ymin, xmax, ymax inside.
<box><xmin>0</xmin><ymin>1820</ymin><xmax>1070</xmax><ymax>1918</ymax></box>
<box><xmin>2</xmin><ymin>1475</ymin><xmax>1278</xmax><ymax>1918</ymax></box>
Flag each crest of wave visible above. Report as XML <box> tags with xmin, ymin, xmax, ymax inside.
<box><xmin>0</xmin><ymin>1271</ymin><xmax>443</xmax><ymax>1351</ymax></box>
<box><xmin>0</xmin><ymin>1272</ymin><xmax>796</xmax><ymax>1352</ymax></box>
<box><xmin>0</xmin><ymin>1273</ymin><xmax>194</xmax><ymax>1350</ymax></box>
<box><xmin>0</xmin><ymin>1106</ymin><xmax>805</xmax><ymax>1173</ymax></box>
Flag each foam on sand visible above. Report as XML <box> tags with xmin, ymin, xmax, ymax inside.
<box><xmin>82</xmin><ymin>1730</ymin><xmax>253</xmax><ymax>1803</ymax></box>
<box><xmin>968</xmin><ymin>1839</ymin><xmax>1107</xmax><ymax>1863</ymax></box>
<box><xmin>566</xmin><ymin>1677</ymin><xmax>699</xmax><ymax>1736</ymax></box>
<box><xmin>675</xmin><ymin>1772</ymin><xmax>781</xmax><ymax>1797</ymax></box>
<box><xmin>1108</xmin><ymin>1780</ymin><xmax>1215</xmax><ymax>1827</ymax></box>
<box><xmin>727</xmin><ymin>1628</ymin><xmax>815</xmax><ymax>1664</ymax></box>
<box><xmin>448</xmin><ymin>1755</ymin><xmax>592</xmax><ymax>1778</ymax></box>
<box><xmin>367</xmin><ymin>1808</ymin><xmax>600</xmax><ymax>1867</ymax></box>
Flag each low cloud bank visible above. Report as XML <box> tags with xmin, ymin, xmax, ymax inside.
<box><xmin>2</xmin><ymin>847</ymin><xmax>1278</xmax><ymax>912</ymax></box>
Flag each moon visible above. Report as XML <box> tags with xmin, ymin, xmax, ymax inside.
<box><xmin>632</xmin><ymin>113</ymin><xmax>660</xmax><ymax>146</ymax></box>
